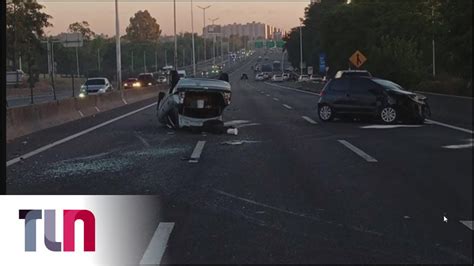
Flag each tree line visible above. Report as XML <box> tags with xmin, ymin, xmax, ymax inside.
<box><xmin>284</xmin><ymin>0</ymin><xmax>472</xmax><ymax>95</ymax></box>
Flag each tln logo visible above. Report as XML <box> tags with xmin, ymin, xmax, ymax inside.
<box><xmin>19</xmin><ymin>210</ymin><xmax>96</xmax><ymax>252</ymax></box>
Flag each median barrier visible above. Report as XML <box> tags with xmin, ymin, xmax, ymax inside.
<box><xmin>6</xmin><ymin>85</ymin><xmax>166</xmax><ymax>142</ymax></box>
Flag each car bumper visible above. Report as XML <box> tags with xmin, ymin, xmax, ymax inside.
<box><xmin>178</xmin><ymin>114</ymin><xmax>223</xmax><ymax>128</ymax></box>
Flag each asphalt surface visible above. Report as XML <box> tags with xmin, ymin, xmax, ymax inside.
<box><xmin>6</xmin><ymin>51</ymin><xmax>473</xmax><ymax>264</ymax></box>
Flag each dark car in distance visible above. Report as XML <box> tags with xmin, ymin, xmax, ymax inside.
<box><xmin>138</xmin><ymin>73</ymin><xmax>157</xmax><ymax>87</ymax></box>
<box><xmin>123</xmin><ymin>78</ymin><xmax>140</xmax><ymax>89</ymax></box>
<box><xmin>317</xmin><ymin>76</ymin><xmax>431</xmax><ymax>124</ymax></box>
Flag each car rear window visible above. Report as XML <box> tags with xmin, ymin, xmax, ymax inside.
<box><xmin>85</xmin><ymin>79</ymin><xmax>105</xmax><ymax>85</ymax></box>
<box><xmin>327</xmin><ymin>78</ymin><xmax>349</xmax><ymax>92</ymax></box>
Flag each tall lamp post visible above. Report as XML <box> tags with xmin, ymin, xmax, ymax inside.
<box><xmin>173</xmin><ymin>0</ymin><xmax>178</xmax><ymax>70</ymax></box>
<box><xmin>191</xmin><ymin>0</ymin><xmax>196</xmax><ymax>77</ymax></box>
<box><xmin>197</xmin><ymin>5</ymin><xmax>211</xmax><ymax>62</ymax></box>
<box><xmin>209</xmin><ymin>17</ymin><xmax>219</xmax><ymax>65</ymax></box>
<box><xmin>299</xmin><ymin>18</ymin><xmax>304</xmax><ymax>76</ymax></box>
<box><xmin>115</xmin><ymin>0</ymin><xmax>122</xmax><ymax>95</ymax></box>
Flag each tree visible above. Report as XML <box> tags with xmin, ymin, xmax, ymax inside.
<box><xmin>125</xmin><ymin>10</ymin><xmax>162</xmax><ymax>43</ymax></box>
<box><xmin>6</xmin><ymin>0</ymin><xmax>52</xmax><ymax>71</ymax></box>
<box><xmin>68</xmin><ymin>21</ymin><xmax>96</xmax><ymax>40</ymax></box>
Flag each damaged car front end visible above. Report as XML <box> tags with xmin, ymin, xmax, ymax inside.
<box><xmin>157</xmin><ymin>75</ymin><xmax>232</xmax><ymax>130</ymax></box>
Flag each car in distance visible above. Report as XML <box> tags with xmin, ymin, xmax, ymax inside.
<box><xmin>282</xmin><ymin>73</ymin><xmax>290</xmax><ymax>81</ymax></box>
<box><xmin>157</xmin><ymin>76</ymin><xmax>167</xmax><ymax>84</ymax></box>
<box><xmin>138</xmin><ymin>73</ymin><xmax>157</xmax><ymax>87</ymax></box>
<box><xmin>123</xmin><ymin>78</ymin><xmax>141</xmax><ymax>89</ymax></box>
<box><xmin>335</xmin><ymin>70</ymin><xmax>372</xmax><ymax>79</ymax></box>
<box><xmin>177</xmin><ymin>70</ymin><xmax>187</xmax><ymax>78</ymax></box>
<box><xmin>80</xmin><ymin>77</ymin><xmax>113</xmax><ymax>96</ymax></box>
<box><xmin>317</xmin><ymin>76</ymin><xmax>431</xmax><ymax>124</ymax></box>
<box><xmin>255</xmin><ymin>73</ymin><xmax>265</xmax><ymax>81</ymax></box>
<box><xmin>271</xmin><ymin>74</ymin><xmax>285</xmax><ymax>82</ymax></box>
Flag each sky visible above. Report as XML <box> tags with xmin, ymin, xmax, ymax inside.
<box><xmin>38</xmin><ymin>1</ymin><xmax>310</xmax><ymax>37</ymax></box>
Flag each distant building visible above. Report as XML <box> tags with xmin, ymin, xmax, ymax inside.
<box><xmin>203</xmin><ymin>22</ymin><xmax>283</xmax><ymax>40</ymax></box>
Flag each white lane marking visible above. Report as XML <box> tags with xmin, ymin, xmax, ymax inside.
<box><xmin>224</xmin><ymin>120</ymin><xmax>251</xmax><ymax>127</ymax></box>
<box><xmin>135</xmin><ymin>132</ymin><xmax>151</xmax><ymax>148</ymax></box>
<box><xmin>122</xmin><ymin>98</ymin><xmax>128</xmax><ymax>105</ymax></box>
<box><xmin>443</xmin><ymin>139</ymin><xmax>473</xmax><ymax>149</ymax></box>
<box><xmin>264</xmin><ymin>82</ymin><xmax>321</xmax><ymax>96</ymax></box>
<box><xmin>139</xmin><ymin>222</ymin><xmax>175</xmax><ymax>266</ymax></box>
<box><xmin>273</xmin><ymin>97</ymin><xmax>280</xmax><ymax>101</ymax></box>
<box><xmin>235</xmin><ymin>123</ymin><xmax>261</xmax><ymax>129</ymax></box>
<box><xmin>282</xmin><ymin>104</ymin><xmax>293</xmax><ymax>110</ymax></box>
<box><xmin>460</xmin><ymin>220</ymin><xmax>473</xmax><ymax>230</ymax></box>
<box><xmin>266</xmin><ymin>94</ymin><xmax>271</xmax><ymax>97</ymax></box>
<box><xmin>78</xmin><ymin>110</ymin><xmax>84</xmax><ymax>117</ymax></box>
<box><xmin>361</xmin><ymin>125</ymin><xmax>423</xmax><ymax>129</ymax></box>
<box><xmin>416</xmin><ymin>91</ymin><xmax>473</xmax><ymax>100</ymax></box>
<box><xmin>95</xmin><ymin>106</ymin><xmax>101</xmax><ymax>112</ymax></box>
<box><xmin>302</xmin><ymin>116</ymin><xmax>318</xmax><ymax>125</ymax></box>
<box><xmin>426</xmin><ymin>119</ymin><xmax>473</xmax><ymax>134</ymax></box>
<box><xmin>189</xmin><ymin>141</ymin><xmax>206</xmax><ymax>163</ymax></box>
<box><xmin>338</xmin><ymin>140</ymin><xmax>378</xmax><ymax>162</ymax></box>
<box><xmin>6</xmin><ymin>102</ymin><xmax>157</xmax><ymax>167</ymax></box>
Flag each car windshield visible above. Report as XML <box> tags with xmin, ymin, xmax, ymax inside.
<box><xmin>372</xmin><ymin>78</ymin><xmax>407</xmax><ymax>92</ymax></box>
<box><xmin>84</xmin><ymin>79</ymin><xmax>105</xmax><ymax>85</ymax></box>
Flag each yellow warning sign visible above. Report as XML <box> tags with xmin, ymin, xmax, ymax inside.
<box><xmin>349</xmin><ymin>50</ymin><xmax>367</xmax><ymax>68</ymax></box>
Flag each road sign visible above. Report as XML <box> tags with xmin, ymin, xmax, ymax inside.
<box><xmin>319</xmin><ymin>53</ymin><xmax>326</xmax><ymax>74</ymax></box>
<box><xmin>266</xmin><ymin>41</ymin><xmax>275</xmax><ymax>48</ymax></box>
<box><xmin>349</xmin><ymin>50</ymin><xmax>367</xmax><ymax>68</ymax></box>
<box><xmin>276</xmin><ymin>40</ymin><xmax>286</xmax><ymax>48</ymax></box>
<box><xmin>255</xmin><ymin>40</ymin><xmax>264</xmax><ymax>49</ymax></box>
<box><xmin>58</xmin><ymin>33</ymin><xmax>83</xmax><ymax>48</ymax></box>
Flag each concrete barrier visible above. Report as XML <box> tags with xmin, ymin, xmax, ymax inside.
<box><xmin>6</xmin><ymin>85</ymin><xmax>167</xmax><ymax>142</ymax></box>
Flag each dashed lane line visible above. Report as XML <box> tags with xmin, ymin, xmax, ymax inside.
<box><xmin>283</xmin><ymin>104</ymin><xmax>293</xmax><ymax>110</ymax></box>
<box><xmin>139</xmin><ymin>222</ymin><xmax>175</xmax><ymax>266</ymax></box>
<box><xmin>460</xmin><ymin>220</ymin><xmax>473</xmax><ymax>230</ymax></box>
<box><xmin>338</xmin><ymin>140</ymin><xmax>378</xmax><ymax>162</ymax></box>
<box><xmin>426</xmin><ymin>119</ymin><xmax>473</xmax><ymax>134</ymax></box>
<box><xmin>189</xmin><ymin>141</ymin><xmax>206</xmax><ymax>163</ymax></box>
<box><xmin>302</xmin><ymin>116</ymin><xmax>318</xmax><ymax>125</ymax></box>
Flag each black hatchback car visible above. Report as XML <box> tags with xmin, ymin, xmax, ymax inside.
<box><xmin>317</xmin><ymin>77</ymin><xmax>431</xmax><ymax>124</ymax></box>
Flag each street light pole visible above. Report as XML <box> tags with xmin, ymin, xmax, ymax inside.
<box><xmin>115</xmin><ymin>0</ymin><xmax>122</xmax><ymax>94</ymax></box>
<box><xmin>299</xmin><ymin>19</ymin><xmax>303</xmax><ymax>76</ymax></box>
<box><xmin>191</xmin><ymin>0</ymin><xmax>196</xmax><ymax>77</ymax></box>
<box><xmin>432</xmin><ymin>4</ymin><xmax>436</xmax><ymax>78</ymax></box>
<box><xmin>197</xmin><ymin>5</ymin><xmax>211</xmax><ymax>62</ymax></box>
<box><xmin>173</xmin><ymin>0</ymin><xmax>178</xmax><ymax>70</ymax></box>
<box><xmin>209</xmin><ymin>17</ymin><xmax>219</xmax><ymax>66</ymax></box>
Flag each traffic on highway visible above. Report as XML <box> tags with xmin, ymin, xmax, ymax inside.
<box><xmin>4</xmin><ymin>0</ymin><xmax>472</xmax><ymax>265</ymax></box>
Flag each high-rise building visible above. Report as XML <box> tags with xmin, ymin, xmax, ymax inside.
<box><xmin>203</xmin><ymin>22</ymin><xmax>281</xmax><ymax>40</ymax></box>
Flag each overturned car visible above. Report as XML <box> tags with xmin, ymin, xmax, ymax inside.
<box><xmin>157</xmin><ymin>71</ymin><xmax>232</xmax><ymax>130</ymax></box>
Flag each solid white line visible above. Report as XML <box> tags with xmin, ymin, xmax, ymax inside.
<box><xmin>266</xmin><ymin>94</ymin><xmax>271</xmax><ymax>97</ymax></box>
<box><xmin>78</xmin><ymin>110</ymin><xmax>84</xmax><ymax>117</ymax></box>
<box><xmin>460</xmin><ymin>220</ymin><xmax>473</xmax><ymax>230</ymax></box>
<box><xmin>264</xmin><ymin>82</ymin><xmax>321</xmax><ymax>96</ymax></box>
<box><xmin>338</xmin><ymin>140</ymin><xmax>378</xmax><ymax>162</ymax></box>
<box><xmin>282</xmin><ymin>104</ymin><xmax>293</xmax><ymax>110</ymax></box>
<box><xmin>139</xmin><ymin>222</ymin><xmax>175</xmax><ymax>266</ymax></box>
<box><xmin>189</xmin><ymin>141</ymin><xmax>206</xmax><ymax>163</ymax></box>
<box><xmin>273</xmin><ymin>97</ymin><xmax>280</xmax><ymax>101</ymax></box>
<box><xmin>6</xmin><ymin>102</ymin><xmax>157</xmax><ymax>167</ymax></box>
<box><xmin>416</xmin><ymin>91</ymin><xmax>473</xmax><ymax>100</ymax></box>
<box><xmin>426</xmin><ymin>119</ymin><xmax>473</xmax><ymax>134</ymax></box>
<box><xmin>122</xmin><ymin>98</ymin><xmax>128</xmax><ymax>105</ymax></box>
<box><xmin>443</xmin><ymin>143</ymin><xmax>473</xmax><ymax>149</ymax></box>
<box><xmin>95</xmin><ymin>106</ymin><xmax>101</xmax><ymax>112</ymax></box>
<box><xmin>302</xmin><ymin>116</ymin><xmax>318</xmax><ymax>125</ymax></box>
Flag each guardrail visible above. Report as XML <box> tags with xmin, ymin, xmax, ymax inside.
<box><xmin>6</xmin><ymin>85</ymin><xmax>167</xmax><ymax>142</ymax></box>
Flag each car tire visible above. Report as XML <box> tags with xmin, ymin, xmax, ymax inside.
<box><xmin>379</xmin><ymin>106</ymin><xmax>398</xmax><ymax>124</ymax></box>
<box><xmin>318</xmin><ymin>104</ymin><xmax>334</xmax><ymax>122</ymax></box>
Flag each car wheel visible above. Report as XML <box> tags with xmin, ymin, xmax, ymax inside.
<box><xmin>318</xmin><ymin>104</ymin><xmax>334</xmax><ymax>122</ymax></box>
<box><xmin>379</xmin><ymin>106</ymin><xmax>397</xmax><ymax>124</ymax></box>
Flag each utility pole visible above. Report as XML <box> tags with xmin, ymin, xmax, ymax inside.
<box><xmin>155</xmin><ymin>51</ymin><xmax>158</xmax><ymax>72</ymax></box>
<box><xmin>432</xmin><ymin>4</ymin><xmax>436</xmax><ymax>78</ymax></box>
<box><xmin>165</xmin><ymin>49</ymin><xmax>168</xmax><ymax>66</ymax></box>
<box><xmin>144</xmin><ymin>51</ymin><xmax>147</xmax><ymax>73</ymax></box>
<box><xmin>131</xmin><ymin>50</ymin><xmax>134</xmax><ymax>72</ymax></box>
<box><xmin>299</xmin><ymin>18</ymin><xmax>304</xmax><ymax>76</ymax></box>
<box><xmin>173</xmin><ymin>0</ymin><xmax>178</xmax><ymax>70</ymax></box>
<box><xmin>191</xmin><ymin>0</ymin><xmax>196</xmax><ymax>77</ymax></box>
<box><xmin>183</xmin><ymin>48</ymin><xmax>185</xmax><ymax>67</ymax></box>
<box><xmin>209</xmin><ymin>17</ymin><xmax>219</xmax><ymax>66</ymax></box>
<box><xmin>115</xmin><ymin>0</ymin><xmax>122</xmax><ymax>94</ymax></box>
<box><xmin>197</xmin><ymin>5</ymin><xmax>211</xmax><ymax>62</ymax></box>
<box><xmin>97</xmin><ymin>49</ymin><xmax>101</xmax><ymax>71</ymax></box>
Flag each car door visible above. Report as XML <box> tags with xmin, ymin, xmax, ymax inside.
<box><xmin>348</xmin><ymin>78</ymin><xmax>379</xmax><ymax>113</ymax></box>
<box><xmin>326</xmin><ymin>78</ymin><xmax>351</xmax><ymax>111</ymax></box>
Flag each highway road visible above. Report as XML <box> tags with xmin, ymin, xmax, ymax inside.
<box><xmin>6</xmin><ymin>52</ymin><xmax>473</xmax><ymax>264</ymax></box>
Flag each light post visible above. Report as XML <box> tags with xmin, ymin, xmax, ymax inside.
<box><xmin>431</xmin><ymin>4</ymin><xmax>436</xmax><ymax>78</ymax></box>
<box><xmin>209</xmin><ymin>17</ymin><xmax>219</xmax><ymax>65</ymax></box>
<box><xmin>115</xmin><ymin>0</ymin><xmax>122</xmax><ymax>94</ymax></box>
<box><xmin>197</xmin><ymin>5</ymin><xmax>211</xmax><ymax>62</ymax></box>
<box><xmin>299</xmin><ymin>18</ymin><xmax>304</xmax><ymax>76</ymax></box>
<box><xmin>173</xmin><ymin>0</ymin><xmax>178</xmax><ymax>70</ymax></box>
<box><xmin>191</xmin><ymin>0</ymin><xmax>196</xmax><ymax>77</ymax></box>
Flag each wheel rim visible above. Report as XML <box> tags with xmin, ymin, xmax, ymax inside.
<box><xmin>381</xmin><ymin>107</ymin><xmax>396</xmax><ymax>123</ymax></box>
<box><xmin>320</xmin><ymin>106</ymin><xmax>332</xmax><ymax>120</ymax></box>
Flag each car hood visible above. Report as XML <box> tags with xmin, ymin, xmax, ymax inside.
<box><xmin>388</xmin><ymin>89</ymin><xmax>427</xmax><ymax>100</ymax></box>
<box><xmin>83</xmin><ymin>85</ymin><xmax>106</xmax><ymax>90</ymax></box>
